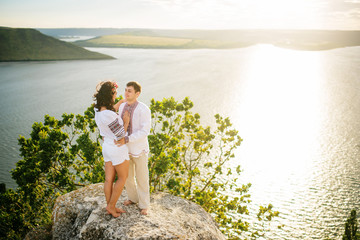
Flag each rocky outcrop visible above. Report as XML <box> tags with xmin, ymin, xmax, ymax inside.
<box><xmin>52</xmin><ymin>183</ymin><xmax>226</xmax><ymax>240</ymax></box>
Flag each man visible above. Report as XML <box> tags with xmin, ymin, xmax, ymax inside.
<box><xmin>115</xmin><ymin>81</ymin><xmax>151</xmax><ymax>215</ymax></box>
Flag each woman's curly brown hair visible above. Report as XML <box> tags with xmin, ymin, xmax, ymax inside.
<box><xmin>93</xmin><ymin>81</ymin><xmax>118</xmax><ymax>112</ymax></box>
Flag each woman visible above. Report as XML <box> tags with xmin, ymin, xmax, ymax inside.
<box><xmin>93</xmin><ymin>81</ymin><xmax>130</xmax><ymax>218</ymax></box>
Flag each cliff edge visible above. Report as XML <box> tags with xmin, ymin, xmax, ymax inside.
<box><xmin>52</xmin><ymin>183</ymin><xmax>226</xmax><ymax>240</ymax></box>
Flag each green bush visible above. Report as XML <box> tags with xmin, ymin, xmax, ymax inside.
<box><xmin>343</xmin><ymin>209</ymin><xmax>360</xmax><ymax>240</ymax></box>
<box><xmin>0</xmin><ymin>97</ymin><xmax>279</xmax><ymax>239</ymax></box>
<box><xmin>148</xmin><ymin>97</ymin><xmax>279</xmax><ymax>238</ymax></box>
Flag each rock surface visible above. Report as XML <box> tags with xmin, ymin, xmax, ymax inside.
<box><xmin>52</xmin><ymin>183</ymin><xmax>226</xmax><ymax>240</ymax></box>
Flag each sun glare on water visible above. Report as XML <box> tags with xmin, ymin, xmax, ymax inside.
<box><xmin>233</xmin><ymin>45</ymin><xmax>326</xmax><ymax>182</ymax></box>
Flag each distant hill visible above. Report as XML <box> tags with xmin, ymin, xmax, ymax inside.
<box><xmin>149</xmin><ymin>29</ymin><xmax>360</xmax><ymax>50</ymax></box>
<box><xmin>37</xmin><ymin>28</ymin><xmax>135</xmax><ymax>38</ymax></box>
<box><xmin>39</xmin><ymin>28</ymin><xmax>360</xmax><ymax>51</ymax></box>
<box><xmin>0</xmin><ymin>27</ymin><xmax>114</xmax><ymax>61</ymax></box>
<box><xmin>73</xmin><ymin>34</ymin><xmax>252</xmax><ymax>49</ymax></box>
<box><xmin>72</xmin><ymin>29</ymin><xmax>360</xmax><ymax>50</ymax></box>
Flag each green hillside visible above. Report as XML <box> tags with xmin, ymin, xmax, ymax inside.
<box><xmin>74</xmin><ymin>29</ymin><xmax>360</xmax><ymax>50</ymax></box>
<box><xmin>75</xmin><ymin>33</ymin><xmax>252</xmax><ymax>49</ymax></box>
<box><xmin>0</xmin><ymin>27</ymin><xmax>114</xmax><ymax>61</ymax></box>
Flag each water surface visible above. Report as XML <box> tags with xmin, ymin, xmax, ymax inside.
<box><xmin>0</xmin><ymin>45</ymin><xmax>359</xmax><ymax>239</ymax></box>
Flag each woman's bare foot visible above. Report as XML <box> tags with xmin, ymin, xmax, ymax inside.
<box><xmin>124</xmin><ymin>200</ymin><xmax>135</xmax><ymax>206</ymax></box>
<box><xmin>140</xmin><ymin>209</ymin><xmax>148</xmax><ymax>215</ymax></box>
<box><xmin>116</xmin><ymin>207</ymin><xmax>126</xmax><ymax>213</ymax></box>
<box><xmin>106</xmin><ymin>205</ymin><xmax>120</xmax><ymax>218</ymax></box>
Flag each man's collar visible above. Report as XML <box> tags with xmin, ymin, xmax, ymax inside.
<box><xmin>126</xmin><ymin>100</ymin><xmax>138</xmax><ymax>106</ymax></box>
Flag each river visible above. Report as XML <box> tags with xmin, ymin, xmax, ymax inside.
<box><xmin>0</xmin><ymin>45</ymin><xmax>359</xmax><ymax>239</ymax></box>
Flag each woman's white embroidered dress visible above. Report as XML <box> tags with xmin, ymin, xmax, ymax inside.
<box><xmin>94</xmin><ymin>108</ymin><xmax>129</xmax><ymax>165</ymax></box>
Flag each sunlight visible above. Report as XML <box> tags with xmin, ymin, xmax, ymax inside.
<box><xmin>242</xmin><ymin>0</ymin><xmax>321</xmax><ymax>28</ymax></box>
<box><xmin>244</xmin><ymin>0</ymin><xmax>323</xmax><ymax>29</ymax></box>
<box><xmin>248</xmin><ymin>0</ymin><xmax>312</xmax><ymax>16</ymax></box>
<box><xmin>143</xmin><ymin>0</ymin><xmax>324</xmax><ymax>29</ymax></box>
<box><xmin>234</xmin><ymin>45</ymin><xmax>325</xmax><ymax>182</ymax></box>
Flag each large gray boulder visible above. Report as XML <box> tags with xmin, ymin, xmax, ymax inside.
<box><xmin>52</xmin><ymin>183</ymin><xmax>226</xmax><ymax>240</ymax></box>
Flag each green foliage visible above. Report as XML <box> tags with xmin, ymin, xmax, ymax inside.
<box><xmin>0</xmin><ymin>106</ymin><xmax>104</xmax><ymax>240</ymax></box>
<box><xmin>0</xmin><ymin>188</ymin><xmax>52</xmax><ymax>240</ymax></box>
<box><xmin>0</xmin><ymin>97</ymin><xmax>279</xmax><ymax>239</ymax></box>
<box><xmin>13</xmin><ymin>106</ymin><xmax>104</xmax><ymax>193</ymax></box>
<box><xmin>148</xmin><ymin>97</ymin><xmax>279</xmax><ymax>239</ymax></box>
<box><xmin>343</xmin><ymin>209</ymin><xmax>360</xmax><ymax>240</ymax></box>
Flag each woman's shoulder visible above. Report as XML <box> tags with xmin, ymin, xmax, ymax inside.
<box><xmin>96</xmin><ymin>109</ymin><xmax>118</xmax><ymax>123</ymax></box>
<box><xmin>100</xmin><ymin>109</ymin><xmax>118</xmax><ymax>116</ymax></box>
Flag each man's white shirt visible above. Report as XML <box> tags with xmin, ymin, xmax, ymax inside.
<box><xmin>118</xmin><ymin>101</ymin><xmax>151</xmax><ymax>157</ymax></box>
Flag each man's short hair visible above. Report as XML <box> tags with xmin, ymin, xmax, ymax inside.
<box><xmin>127</xmin><ymin>81</ymin><xmax>142</xmax><ymax>93</ymax></box>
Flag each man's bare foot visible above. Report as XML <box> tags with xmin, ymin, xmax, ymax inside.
<box><xmin>124</xmin><ymin>200</ymin><xmax>135</xmax><ymax>206</ymax></box>
<box><xmin>140</xmin><ymin>209</ymin><xmax>148</xmax><ymax>215</ymax></box>
<box><xmin>116</xmin><ymin>208</ymin><xmax>126</xmax><ymax>213</ymax></box>
<box><xmin>106</xmin><ymin>205</ymin><xmax>120</xmax><ymax>218</ymax></box>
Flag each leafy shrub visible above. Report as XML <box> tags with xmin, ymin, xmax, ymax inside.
<box><xmin>0</xmin><ymin>97</ymin><xmax>278</xmax><ymax>239</ymax></box>
<box><xmin>343</xmin><ymin>209</ymin><xmax>360</xmax><ymax>240</ymax></box>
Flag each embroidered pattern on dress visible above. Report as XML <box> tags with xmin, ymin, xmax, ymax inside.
<box><xmin>121</xmin><ymin>101</ymin><xmax>139</xmax><ymax>135</ymax></box>
<box><xmin>108</xmin><ymin>118</ymin><xmax>125</xmax><ymax>140</ymax></box>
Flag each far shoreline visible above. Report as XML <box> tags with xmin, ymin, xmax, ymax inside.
<box><xmin>34</xmin><ymin>28</ymin><xmax>360</xmax><ymax>52</ymax></box>
<box><xmin>82</xmin><ymin>42</ymin><xmax>360</xmax><ymax>51</ymax></box>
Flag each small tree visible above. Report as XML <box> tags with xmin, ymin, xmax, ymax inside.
<box><xmin>148</xmin><ymin>97</ymin><xmax>279</xmax><ymax>239</ymax></box>
<box><xmin>1</xmin><ymin>106</ymin><xmax>104</xmax><ymax>240</ymax></box>
<box><xmin>1</xmin><ymin>97</ymin><xmax>279</xmax><ymax>240</ymax></box>
<box><xmin>343</xmin><ymin>210</ymin><xmax>359</xmax><ymax>240</ymax></box>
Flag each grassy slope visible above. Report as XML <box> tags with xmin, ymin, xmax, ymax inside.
<box><xmin>76</xmin><ymin>33</ymin><xmax>253</xmax><ymax>49</ymax></box>
<box><xmin>75</xmin><ymin>29</ymin><xmax>360</xmax><ymax>50</ymax></box>
<box><xmin>0</xmin><ymin>27</ymin><xmax>114</xmax><ymax>61</ymax></box>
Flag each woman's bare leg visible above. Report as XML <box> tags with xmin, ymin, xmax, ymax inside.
<box><xmin>106</xmin><ymin>160</ymin><xmax>129</xmax><ymax>217</ymax></box>
<box><xmin>104</xmin><ymin>162</ymin><xmax>116</xmax><ymax>204</ymax></box>
<box><xmin>104</xmin><ymin>162</ymin><xmax>125</xmax><ymax>213</ymax></box>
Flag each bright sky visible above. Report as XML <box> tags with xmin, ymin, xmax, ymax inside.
<box><xmin>0</xmin><ymin>0</ymin><xmax>359</xmax><ymax>30</ymax></box>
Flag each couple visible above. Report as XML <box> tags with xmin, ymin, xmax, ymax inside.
<box><xmin>93</xmin><ymin>81</ymin><xmax>151</xmax><ymax>218</ymax></box>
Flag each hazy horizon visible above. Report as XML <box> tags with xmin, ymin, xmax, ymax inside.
<box><xmin>33</xmin><ymin>27</ymin><xmax>360</xmax><ymax>31</ymax></box>
<box><xmin>1</xmin><ymin>0</ymin><xmax>360</xmax><ymax>31</ymax></box>
<box><xmin>3</xmin><ymin>26</ymin><xmax>360</xmax><ymax>33</ymax></box>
